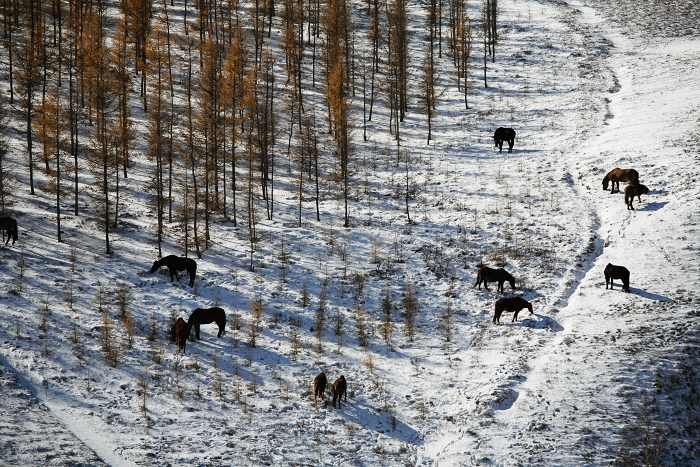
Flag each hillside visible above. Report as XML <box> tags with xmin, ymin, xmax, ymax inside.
<box><xmin>0</xmin><ymin>0</ymin><xmax>698</xmax><ymax>465</ymax></box>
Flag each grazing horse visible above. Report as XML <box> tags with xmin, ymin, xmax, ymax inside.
<box><xmin>313</xmin><ymin>372</ymin><xmax>328</xmax><ymax>403</ymax></box>
<box><xmin>174</xmin><ymin>318</ymin><xmax>189</xmax><ymax>353</ymax></box>
<box><xmin>602</xmin><ymin>168</ymin><xmax>639</xmax><ymax>193</ymax></box>
<box><xmin>332</xmin><ymin>375</ymin><xmax>347</xmax><ymax>409</ymax></box>
<box><xmin>493</xmin><ymin>297</ymin><xmax>533</xmax><ymax>324</ymax></box>
<box><xmin>187</xmin><ymin>307</ymin><xmax>227</xmax><ymax>340</ymax></box>
<box><xmin>149</xmin><ymin>255</ymin><xmax>197</xmax><ymax>287</ymax></box>
<box><xmin>494</xmin><ymin>127</ymin><xmax>516</xmax><ymax>153</ymax></box>
<box><xmin>624</xmin><ymin>184</ymin><xmax>649</xmax><ymax>210</ymax></box>
<box><xmin>604</xmin><ymin>263</ymin><xmax>630</xmax><ymax>292</ymax></box>
<box><xmin>474</xmin><ymin>265</ymin><xmax>516</xmax><ymax>293</ymax></box>
<box><xmin>0</xmin><ymin>216</ymin><xmax>18</xmax><ymax>246</ymax></box>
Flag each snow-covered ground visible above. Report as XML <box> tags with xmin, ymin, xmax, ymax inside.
<box><xmin>0</xmin><ymin>0</ymin><xmax>697</xmax><ymax>465</ymax></box>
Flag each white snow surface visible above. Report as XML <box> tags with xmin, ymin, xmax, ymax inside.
<box><xmin>0</xmin><ymin>0</ymin><xmax>698</xmax><ymax>465</ymax></box>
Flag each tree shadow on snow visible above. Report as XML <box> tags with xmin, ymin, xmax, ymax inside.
<box><xmin>333</xmin><ymin>399</ymin><xmax>422</xmax><ymax>445</ymax></box>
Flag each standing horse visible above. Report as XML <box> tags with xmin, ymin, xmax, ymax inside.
<box><xmin>331</xmin><ymin>375</ymin><xmax>347</xmax><ymax>409</ymax></box>
<box><xmin>149</xmin><ymin>255</ymin><xmax>197</xmax><ymax>287</ymax></box>
<box><xmin>0</xmin><ymin>216</ymin><xmax>18</xmax><ymax>246</ymax></box>
<box><xmin>474</xmin><ymin>265</ymin><xmax>516</xmax><ymax>293</ymax></box>
<box><xmin>494</xmin><ymin>127</ymin><xmax>516</xmax><ymax>153</ymax></box>
<box><xmin>602</xmin><ymin>168</ymin><xmax>639</xmax><ymax>193</ymax></box>
<box><xmin>174</xmin><ymin>318</ymin><xmax>189</xmax><ymax>353</ymax></box>
<box><xmin>604</xmin><ymin>263</ymin><xmax>630</xmax><ymax>292</ymax></box>
<box><xmin>313</xmin><ymin>372</ymin><xmax>328</xmax><ymax>403</ymax></box>
<box><xmin>493</xmin><ymin>297</ymin><xmax>533</xmax><ymax>324</ymax></box>
<box><xmin>624</xmin><ymin>184</ymin><xmax>649</xmax><ymax>210</ymax></box>
<box><xmin>187</xmin><ymin>307</ymin><xmax>227</xmax><ymax>340</ymax></box>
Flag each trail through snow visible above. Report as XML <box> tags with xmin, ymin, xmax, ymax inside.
<box><xmin>1</xmin><ymin>0</ymin><xmax>698</xmax><ymax>465</ymax></box>
<box><xmin>420</xmin><ymin>1</ymin><xmax>700</xmax><ymax>464</ymax></box>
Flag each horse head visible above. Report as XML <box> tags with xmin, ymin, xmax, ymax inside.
<box><xmin>148</xmin><ymin>259</ymin><xmax>161</xmax><ymax>274</ymax></box>
<box><xmin>640</xmin><ymin>184</ymin><xmax>650</xmax><ymax>194</ymax></box>
<box><xmin>527</xmin><ymin>302</ymin><xmax>533</xmax><ymax>314</ymax></box>
<box><xmin>602</xmin><ymin>176</ymin><xmax>609</xmax><ymax>191</ymax></box>
<box><xmin>508</xmin><ymin>276</ymin><xmax>516</xmax><ymax>290</ymax></box>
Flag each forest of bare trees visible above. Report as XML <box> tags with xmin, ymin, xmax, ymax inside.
<box><xmin>0</xmin><ymin>0</ymin><xmax>499</xmax><ymax>260</ymax></box>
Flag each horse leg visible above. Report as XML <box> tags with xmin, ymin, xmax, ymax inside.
<box><xmin>508</xmin><ymin>139</ymin><xmax>513</xmax><ymax>153</ymax></box>
<box><xmin>483</xmin><ymin>280</ymin><xmax>490</xmax><ymax>291</ymax></box>
<box><xmin>189</xmin><ymin>272</ymin><xmax>195</xmax><ymax>287</ymax></box>
<box><xmin>513</xmin><ymin>310</ymin><xmax>519</xmax><ymax>322</ymax></box>
<box><xmin>195</xmin><ymin>324</ymin><xmax>200</xmax><ymax>340</ymax></box>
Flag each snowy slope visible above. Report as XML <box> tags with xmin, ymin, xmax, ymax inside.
<box><xmin>0</xmin><ymin>0</ymin><xmax>698</xmax><ymax>465</ymax></box>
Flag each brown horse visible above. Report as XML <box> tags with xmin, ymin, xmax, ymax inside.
<box><xmin>187</xmin><ymin>307</ymin><xmax>227</xmax><ymax>340</ymax></box>
<box><xmin>604</xmin><ymin>263</ymin><xmax>630</xmax><ymax>292</ymax></box>
<box><xmin>174</xmin><ymin>318</ymin><xmax>189</xmax><ymax>353</ymax></box>
<box><xmin>332</xmin><ymin>375</ymin><xmax>347</xmax><ymax>408</ymax></box>
<box><xmin>0</xmin><ymin>216</ymin><xmax>18</xmax><ymax>246</ymax></box>
<box><xmin>624</xmin><ymin>184</ymin><xmax>649</xmax><ymax>210</ymax></box>
<box><xmin>602</xmin><ymin>168</ymin><xmax>639</xmax><ymax>193</ymax></box>
<box><xmin>313</xmin><ymin>372</ymin><xmax>327</xmax><ymax>403</ymax></box>
<box><xmin>493</xmin><ymin>297</ymin><xmax>533</xmax><ymax>324</ymax></box>
<box><xmin>149</xmin><ymin>255</ymin><xmax>197</xmax><ymax>287</ymax></box>
<box><xmin>474</xmin><ymin>265</ymin><xmax>516</xmax><ymax>293</ymax></box>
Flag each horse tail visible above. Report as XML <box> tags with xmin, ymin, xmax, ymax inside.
<box><xmin>493</xmin><ymin>302</ymin><xmax>503</xmax><ymax>324</ymax></box>
<box><xmin>188</xmin><ymin>260</ymin><xmax>197</xmax><ymax>286</ymax></box>
<box><xmin>186</xmin><ymin>312</ymin><xmax>197</xmax><ymax>338</ymax></box>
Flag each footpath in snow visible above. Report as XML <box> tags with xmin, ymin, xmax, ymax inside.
<box><xmin>0</xmin><ymin>0</ymin><xmax>698</xmax><ymax>465</ymax></box>
<box><xmin>421</xmin><ymin>0</ymin><xmax>700</xmax><ymax>464</ymax></box>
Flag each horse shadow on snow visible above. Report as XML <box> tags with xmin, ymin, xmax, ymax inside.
<box><xmin>514</xmin><ymin>313</ymin><xmax>564</xmax><ymax>332</ymax></box>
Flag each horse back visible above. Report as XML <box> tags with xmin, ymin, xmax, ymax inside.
<box><xmin>496</xmin><ymin>296</ymin><xmax>528</xmax><ymax>312</ymax></box>
<box><xmin>0</xmin><ymin>216</ymin><xmax>17</xmax><ymax>232</ymax></box>
<box><xmin>494</xmin><ymin>127</ymin><xmax>515</xmax><ymax>139</ymax></box>
<box><xmin>190</xmin><ymin>307</ymin><xmax>226</xmax><ymax>325</ymax></box>
<box><xmin>605</xmin><ymin>264</ymin><xmax>629</xmax><ymax>279</ymax></box>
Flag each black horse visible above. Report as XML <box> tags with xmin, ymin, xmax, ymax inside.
<box><xmin>604</xmin><ymin>263</ymin><xmax>630</xmax><ymax>292</ymax></box>
<box><xmin>494</xmin><ymin>127</ymin><xmax>516</xmax><ymax>153</ymax></box>
<box><xmin>493</xmin><ymin>296</ymin><xmax>533</xmax><ymax>324</ymax></box>
<box><xmin>624</xmin><ymin>184</ymin><xmax>650</xmax><ymax>210</ymax></box>
<box><xmin>187</xmin><ymin>307</ymin><xmax>227</xmax><ymax>340</ymax></box>
<box><xmin>474</xmin><ymin>265</ymin><xmax>516</xmax><ymax>293</ymax></box>
<box><xmin>149</xmin><ymin>255</ymin><xmax>197</xmax><ymax>287</ymax></box>
<box><xmin>331</xmin><ymin>375</ymin><xmax>347</xmax><ymax>409</ymax></box>
<box><xmin>0</xmin><ymin>216</ymin><xmax>18</xmax><ymax>246</ymax></box>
